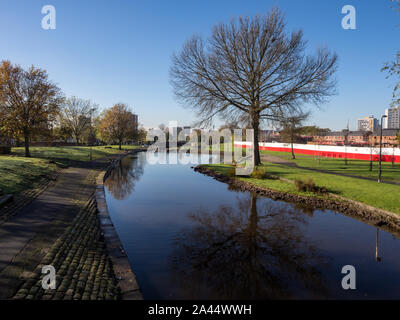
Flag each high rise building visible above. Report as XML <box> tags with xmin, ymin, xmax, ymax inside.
<box><xmin>132</xmin><ymin>113</ymin><xmax>138</xmax><ymax>132</ymax></box>
<box><xmin>384</xmin><ymin>106</ymin><xmax>400</xmax><ymax>129</ymax></box>
<box><xmin>357</xmin><ymin>116</ymin><xmax>379</xmax><ymax>132</ymax></box>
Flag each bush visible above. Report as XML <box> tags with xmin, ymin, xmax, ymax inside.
<box><xmin>250</xmin><ymin>166</ymin><xmax>268</xmax><ymax>179</ymax></box>
<box><xmin>294</xmin><ymin>178</ymin><xmax>327</xmax><ymax>194</ymax></box>
<box><xmin>0</xmin><ymin>145</ymin><xmax>11</xmax><ymax>154</ymax></box>
<box><xmin>226</xmin><ymin>166</ymin><xmax>236</xmax><ymax>177</ymax></box>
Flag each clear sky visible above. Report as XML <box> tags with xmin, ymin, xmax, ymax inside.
<box><xmin>0</xmin><ymin>0</ymin><xmax>399</xmax><ymax>130</ymax></box>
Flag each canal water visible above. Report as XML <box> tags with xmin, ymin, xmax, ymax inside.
<box><xmin>104</xmin><ymin>152</ymin><xmax>400</xmax><ymax>299</ymax></box>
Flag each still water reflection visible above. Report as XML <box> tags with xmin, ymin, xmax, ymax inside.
<box><xmin>104</xmin><ymin>152</ymin><xmax>400</xmax><ymax>299</ymax></box>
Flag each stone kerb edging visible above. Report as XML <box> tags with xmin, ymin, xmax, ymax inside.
<box><xmin>95</xmin><ymin>151</ymin><xmax>143</xmax><ymax>300</ymax></box>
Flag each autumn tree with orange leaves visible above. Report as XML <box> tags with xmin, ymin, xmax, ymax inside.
<box><xmin>0</xmin><ymin>61</ymin><xmax>63</xmax><ymax>157</ymax></box>
<box><xmin>99</xmin><ymin>103</ymin><xmax>137</xmax><ymax>150</ymax></box>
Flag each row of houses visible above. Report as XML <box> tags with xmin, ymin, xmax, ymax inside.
<box><xmin>312</xmin><ymin>129</ymin><xmax>399</xmax><ymax>147</ymax></box>
<box><xmin>257</xmin><ymin>129</ymin><xmax>399</xmax><ymax>148</ymax></box>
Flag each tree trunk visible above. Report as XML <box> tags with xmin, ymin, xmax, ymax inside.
<box><xmin>24</xmin><ymin>130</ymin><xmax>30</xmax><ymax>157</ymax></box>
<box><xmin>291</xmin><ymin>142</ymin><xmax>296</xmax><ymax>159</ymax></box>
<box><xmin>250</xmin><ymin>113</ymin><xmax>261</xmax><ymax>167</ymax></box>
<box><xmin>119</xmin><ymin>139</ymin><xmax>122</xmax><ymax>150</ymax></box>
<box><xmin>291</xmin><ymin>131</ymin><xmax>296</xmax><ymax>159</ymax></box>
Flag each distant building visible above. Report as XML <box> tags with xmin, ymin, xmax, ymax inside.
<box><xmin>357</xmin><ymin>116</ymin><xmax>379</xmax><ymax>132</ymax></box>
<box><xmin>313</xmin><ymin>129</ymin><xmax>399</xmax><ymax>147</ymax></box>
<box><xmin>183</xmin><ymin>126</ymin><xmax>192</xmax><ymax>134</ymax></box>
<box><xmin>132</xmin><ymin>113</ymin><xmax>138</xmax><ymax>132</ymax></box>
<box><xmin>260</xmin><ymin>130</ymin><xmax>280</xmax><ymax>142</ymax></box>
<box><xmin>384</xmin><ymin>106</ymin><xmax>400</xmax><ymax>129</ymax></box>
<box><xmin>370</xmin><ymin>129</ymin><xmax>400</xmax><ymax>147</ymax></box>
<box><xmin>316</xmin><ymin>130</ymin><xmax>370</xmax><ymax>146</ymax></box>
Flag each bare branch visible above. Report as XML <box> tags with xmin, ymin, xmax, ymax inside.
<box><xmin>170</xmin><ymin>8</ymin><xmax>338</xmax><ymax>165</ymax></box>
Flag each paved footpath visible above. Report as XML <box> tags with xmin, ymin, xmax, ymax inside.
<box><xmin>0</xmin><ymin>156</ymin><xmax>119</xmax><ymax>299</ymax></box>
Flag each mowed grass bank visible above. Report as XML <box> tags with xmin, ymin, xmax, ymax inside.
<box><xmin>11</xmin><ymin>145</ymin><xmax>137</xmax><ymax>164</ymax></box>
<box><xmin>211</xmin><ymin>144</ymin><xmax>400</xmax><ymax>183</ymax></box>
<box><xmin>260</xmin><ymin>149</ymin><xmax>400</xmax><ymax>184</ymax></box>
<box><xmin>0</xmin><ymin>145</ymin><xmax>137</xmax><ymax>195</ymax></box>
<box><xmin>202</xmin><ymin>162</ymin><xmax>400</xmax><ymax>215</ymax></box>
<box><xmin>0</xmin><ymin>156</ymin><xmax>58</xmax><ymax>194</ymax></box>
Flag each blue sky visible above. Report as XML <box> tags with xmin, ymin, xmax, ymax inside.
<box><xmin>0</xmin><ymin>0</ymin><xmax>399</xmax><ymax>130</ymax></box>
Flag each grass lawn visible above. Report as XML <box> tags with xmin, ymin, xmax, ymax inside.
<box><xmin>202</xmin><ymin>162</ymin><xmax>400</xmax><ymax>215</ymax></box>
<box><xmin>11</xmin><ymin>145</ymin><xmax>137</xmax><ymax>165</ymax></box>
<box><xmin>0</xmin><ymin>156</ymin><xmax>58</xmax><ymax>194</ymax></box>
<box><xmin>209</xmin><ymin>144</ymin><xmax>400</xmax><ymax>183</ymax></box>
<box><xmin>260</xmin><ymin>149</ymin><xmax>400</xmax><ymax>184</ymax></box>
<box><xmin>0</xmin><ymin>145</ymin><xmax>138</xmax><ymax>195</ymax></box>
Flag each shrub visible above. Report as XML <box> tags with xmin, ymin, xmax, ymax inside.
<box><xmin>226</xmin><ymin>166</ymin><xmax>236</xmax><ymax>177</ymax></box>
<box><xmin>0</xmin><ymin>145</ymin><xmax>11</xmax><ymax>154</ymax></box>
<box><xmin>294</xmin><ymin>178</ymin><xmax>327</xmax><ymax>194</ymax></box>
<box><xmin>250</xmin><ymin>166</ymin><xmax>268</xmax><ymax>179</ymax></box>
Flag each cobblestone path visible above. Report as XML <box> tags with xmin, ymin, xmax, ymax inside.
<box><xmin>0</xmin><ymin>156</ymin><xmax>121</xmax><ymax>299</ymax></box>
<box><xmin>12</xmin><ymin>196</ymin><xmax>119</xmax><ymax>300</ymax></box>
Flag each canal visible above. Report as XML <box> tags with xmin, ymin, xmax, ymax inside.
<box><xmin>104</xmin><ymin>152</ymin><xmax>400</xmax><ymax>299</ymax></box>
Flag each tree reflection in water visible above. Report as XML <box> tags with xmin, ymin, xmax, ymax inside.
<box><xmin>170</xmin><ymin>194</ymin><xmax>330</xmax><ymax>299</ymax></box>
<box><xmin>104</xmin><ymin>153</ymin><xmax>145</xmax><ymax>200</ymax></box>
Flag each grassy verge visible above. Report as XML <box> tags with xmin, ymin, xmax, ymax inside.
<box><xmin>260</xmin><ymin>149</ymin><xmax>400</xmax><ymax>183</ymax></box>
<box><xmin>0</xmin><ymin>145</ymin><xmax>138</xmax><ymax>195</ymax></box>
<box><xmin>11</xmin><ymin>145</ymin><xmax>137</xmax><ymax>165</ymax></box>
<box><xmin>201</xmin><ymin>162</ymin><xmax>400</xmax><ymax>215</ymax></box>
<box><xmin>208</xmin><ymin>144</ymin><xmax>400</xmax><ymax>183</ymax></box>
<box><xmin>0</xmin><ymin>156</ymin><xmax>58</xmax><ymax>194</ymax></box>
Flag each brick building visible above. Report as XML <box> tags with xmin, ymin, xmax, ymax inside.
<box><xmin>370</xmin><ymin>129</ymin><xmax>400</xmax><ymax>147</ymax></box>
<box><xmin>313</xmin><ymin>129</ymin><xmax>399</xmax><ymax>147</ymax></box>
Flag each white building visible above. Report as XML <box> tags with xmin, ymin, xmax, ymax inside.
<box><xmin>357</xmin><ymin>116</ymin><xmax>379</xmax><ymax>132</ymax></box>
<box><xmin>384</xmin><ymin>106</ymin><xmax>400</xmax><ymax>129</ymax></box>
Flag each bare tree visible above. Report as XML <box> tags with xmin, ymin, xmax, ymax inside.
<box><xmin>391</xmin><ymin>0</ymin><xmax>400</xmax><ymax>13</ymax></box>
<box><xmin>170</xmin><ymin>8</ymin><xmax>337</xmax><ymax>166</ymax></box>
<box><xmin>60</xmin><ymin>97</ymin><xmax>98</xmax><ymax>145</ymax></box>
<box><xmin>280</xmin><ymin>112</ymin><xmax>310</xmax><ymax>159</ymax></box>
<box><xmin>170</xmin><ymin>194</ymin><xmax>328</xmax><ymax>299</ymax></box>
<box><xmin>382</xmin><ymin>1</ymin><xmax>400</xmax><ymax>106</ymax></box>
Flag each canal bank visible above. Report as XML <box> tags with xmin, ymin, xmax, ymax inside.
<box><xmin>1</xmin><ymin>149</ymin><xmax>142</xmax><ymax>300</ymax></box>
<box><xmin>103</xmin><ymin>151</ymin><xmax>400</xmax><ymax>299</ymax></box>
<box><xmin>194</xmin><ymin>165</ymin><xmax>400</xmax><ymax>237</ymax></box>
<box><xmin>95</xmin><ymin>149</ymin><xmax>145</xmax><ymax>300</ymax></box>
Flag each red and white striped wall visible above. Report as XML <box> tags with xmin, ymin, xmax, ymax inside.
<box><xmin>234</xmin><ymin>142</ymin><xmax>400</xmax><ymax>163</ymax></box>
